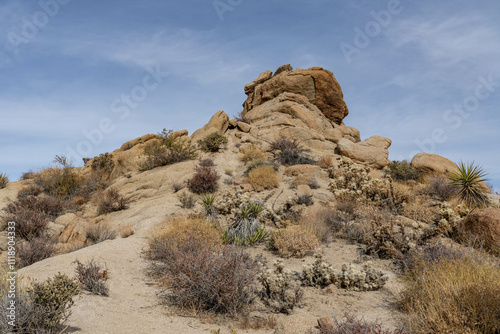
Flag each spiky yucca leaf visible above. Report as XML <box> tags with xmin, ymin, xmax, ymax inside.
<box><xmin>0</xmin><ymin>172</ymin><xmax>8</xmax><ymax>189</ymax></box>
<box><xmin>449</xmin><ymin>161</ymin><xmax>490</xmax><ymax>209</ymax></box>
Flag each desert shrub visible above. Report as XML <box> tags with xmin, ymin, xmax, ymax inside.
<box><xmin>399</xmin><ymin>253</ymin><xmax>500</xmax><ymax>333</ymax></box>
<box><xmin>401</xmin><ymin>200</ymin><xmax>436</xmax><ymax>224</ymax></box>
<box><xmin>197</xmin><ymin>132</ymin><xmax>228</xmax><ymax>152</ymax></box>
<box><xmin>259</xmin><ymin>260</ymin><xmax>303</xmax><ymax>314</ymax></box>
<box><xmin>147</xmin><ymin>217</ymin><xmax>222</xmax><ymax>263</ymax></box>
<box><xmin>233</xmin><ymin>111</ymin><xmax>249</xmax><ymax>123</ymax></box>
<box><xmin>224</xmin><ymin>168</ymin><xmax>234</xmax><ymax>176</ymax></box>
<box><xmin>16</xmin><ymin>237</ymin><xmax>56</xmax><ymax>268</ymax></box>
<box><xmin>240</xmin><ymin>144</ymin><xmax>266</xmax><ymax>163</ymax></box>
<box><xmin>224</xmin><ymin>177</ymin><xmax>234</xmax><ymax>185</ymax></box>
<box><xmin>96</xmin><ymin>188</ymin><xmax>130</xmax><ymax>215</ymax></box>
<box><xmin>86</xmin><ymin>223</ymin><xmax>117</xmax><ymax>244</ymax></box>
<box><xmin>198</xmin><ymin>158</ymin><xmax>215</xmax><ymax>167</ymax></box>
<box><xmin>0</xmin><ymin>172</ymin><xmax>8</xmax><ymax>188</ymax></box>
<box><xmin>299</xmin><ymin>211</ymin><xmax>331</xmax><ymax>243</ymax></box>
<box><xmin>171</xmin><ymin>182</ymin><xmax>184</xmax><ymax>193</ymax></box>
<box><xmin>90</xmin><ymin>152</ymin><xmax>115</xmax><ymax>175</ymax></box>
<box><xmin>73</xmin><ymin>259</ymin><xmax>109</xmax><ymax>296</ymax></box>
<box><xmin>240</xmin><ymin>315</ymin><xmax>278</xmax><ymax>331</ymax></box>
<box><xmin>17</xmin><ymin>184</ymin><xmax>44</xmax><ymax>199</ymax></box>
<box><xmin>178</xmin><ymin>192</ymin><xmax>196</xmax><ymax>209</ymax></box>
<box><xmin>385</xmin><ymin>160</ymin><xmax>421</xmax><ymax>181</ymax></box>
<box><xmin>248</xmin><ymin>165</ymin><xmax>280</xmax><ymax>191</ymax></box>
<box><xmin>301</xmin><ymin>255</ymin><xmax>388</xmax><ymax>291</ymax></box>
<box><xmin>187</xmin><ymin>163</ymin><xmax>220</xmax><ymax>194</ymax></box>
<box><xmin>317</xmin><ymin>154</ymin><xmax>333</xmax><ymax>169</ymax></box>
<box><xmin>297</xmin><ymin>194</ymin><xmax>314</xmax><ymax>206</ymax></box>
<box><xmin>269</xmin><ymin>136</ymin><xmax>315</xmax><ymax>165</ymax></box>
<box><xmin>401</xmin><ymin>241</ymin><xmax>469</xmax><ymax>272</ymax></box>
<box><xmin>449</xmin><ymin>161</ymin><xmax>490</xmax><ymax>208</ymax></box>
<box><xmin>138</xmin><ymin>129</ymin><xmax>197</xmax><ymax>171</ymax></box>
<box><xmin>118</xmin><ymin>225</ymin><xmax>134</xmax><ymax>238</ymax></box>
<box><xmin>424</xmin><ymin>175</ymin><xmax>456</xmax><ymax>201</ymax></box>
<box><xmin>270</xmin><ymin>226</ymin><xmax>320</xmax><ymax>258</ymax></box>
<box><xmin>2</xmin><ymin>196</ymin><xmax>65</xmax><ymax>241</ymax></box>
<box><xmin>0</xmin><ymin>273</ymin><xmax>79</xmax><ymax>333</ymax></box>
<box><xmin>308</xmin><ymin>178</ymin><xmax>320</xmax><ymax>189</ymax></box>
<box><xmin>319</xmin><ymin>313</ymin><xmax>407</xmax><ymax>334</ymax></box>
<box><xmin>146</xmin><ymin>239</ymin><xmax>258</xmax><ymax>315</ymax></box>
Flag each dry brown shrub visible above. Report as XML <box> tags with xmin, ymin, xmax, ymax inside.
<box><xmin>248</xmin><ymin>165</ymin><xmax>280</xmax><ymax>191</ymax></box>
<box><xmin>240</xmin><ymin>144</ymin><xmax>266</xmax><ymax>163</ymax></box>
<box><xmin>240</xmin><ymin>315</ymin><xmax>278</xmax><ymax>331</ymax></box>
<box><xmin>300</xmin><ymin>210</ymin><xmax>331</xmax><ymax>243</ymax></box>
<box><xmin>86</xmin><ymin>223</ymin><xmax>117</xmax><ymax>244</ymax></box>
<box><xmin>318</xmin><ymin>154</ymin><xmax>333</xmax><ymax>169</ymax></box>
<box><xmin>402</xmin><ymin>200</ymin><xmax>436</xmax><ymax>224</ymax></box>
<box><xmin>148</xmin><ymin>217</ymin><xmax>222</xmax><ymax>258</ymax></box>
<box><xmin>399</xmin><ymin>253</ymin><xmax>500</xmax><ymax>333</ymax></box>
<box><xmin>271</xmin><ymin>226</ymin><xmax>320</xmax><ymax>258</ymax></box>
<box><xmin>17</xmin><ymin>184</ymin><xmax>44</xmax><ymax>199</ymax></box>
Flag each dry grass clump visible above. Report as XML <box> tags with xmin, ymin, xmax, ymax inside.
<box><xmin>146</xmin><ymin>217</ymin><xmax>259</xmax><ymax>315</ymax></box>
<box><xmin>17</xmin><ymin>184</ymin><xmax>44</xmax><ymax>199</ymax></box>
<box><xmin>424</xmin><ymin>175</ymin><xmax>456</xmax><ymax>201</ymax></box>
<box><xmin>319</xmin><ymin>313</ymin><xmax>407</xmax><ymax>334</ymax></box>
<box><xmin>240</xmin><ymin>144</ymin><xmax>266</xmax><ymax>163</ymax></box>
<box><xmin>96</xmin><ymin>188</ymin><xmax>130</xmax><ymax>215</ymax></box>
<box><xmin>73</xmin><ymin>259</ymin><xmax>109</xmax><ymax>296</ymax></box>
<box><xmin>399</xmin><ymin>252</ymin><xmax>500</xmax><ymax>333</ymax></box>
<box><xmin>86</xmin><ymin>223</ymin><xmax>117</xmax><ymax>244</ymax></box>
<box><xmin>178</xmin><ymin>191</ymin><xmax>196</xmax><ymax>208</ymax></box>
<box><xmin>299</xmin><ymin>210</ymin><xmax>332</xmax><ymax>243</ymax></box>
<box><xmin>401</xmin><ymin>200</ymin><xmax>436</xmax><ymax>224</ymax></box>
<box><xmin>270</xmin><ymin>226</ymin><xmax>320</xmax><ymax>258</ymax></box>
<box><xmin>317</xmin><ymin>154</ymin><xmax>333</xmax><ymax>169</ymax></box>
<box><xmin>248</xmin><ymin>165</ymin><xmax>280</xmax><ymax>191</ymax></box>
<box><xmin>118</xmin><ymin>224</ymin><xmax>134</xmax><ymax>238</ymax></box>
<box><xmin>240</xmin><ymin>315</ymin><xmax>278</xmax><ymax>331</ymax></box>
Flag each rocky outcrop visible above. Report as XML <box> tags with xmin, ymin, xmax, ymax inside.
<box><xmin>411</xmin><ymin>153</ymin><xmax>457</xmax><ymax>175</ymax></box>
<box><xmin>336</xmin><ymin>135</ymin><xmax>392</xmax><ymax>169</ymax></box>
<box><xmin>190</xmin><ymin>110</ymin><xmax>229</xmax><ymax>143</ymax></box>
<box><xmin>243</xmin><ymin>65</ymin><xmax>349</xmax><ymax>125</ymax></box>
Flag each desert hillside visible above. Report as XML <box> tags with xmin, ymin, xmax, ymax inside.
<box><xmin>1</xmin><ymin>65</ymin><xmax>499</xmax><ymax>334</ymax></box>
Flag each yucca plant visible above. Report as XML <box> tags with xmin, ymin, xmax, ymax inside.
<box><xmin>201</xmin><ymin>193</ymin><xmax>217</xmax><ymax>219</ymax></box>
<box><xmin>0</xmin><ymin>173</ymin><xmax>8</xmax><ymax>189</ymax></box>
<box><xmin>224</xmin><ymin>201</ymin><xmax>265</xmax><ymax>246</ymax></box>
<box><xmin>449</xmin><ymin>161</ymin><xmax>490</xmax><ymax>209</ymax></box>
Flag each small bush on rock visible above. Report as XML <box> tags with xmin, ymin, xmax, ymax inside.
<box><xmin>16</xmin><ymin>237</ymin><xmax>56</xmax><ymax>268</ymax></box>
<box><xmin>90</xmin><ymin>152</ymin><xmax>115</xmax><ymax>175</ymax></box>
<box><xmin>96</xmin><ymin>188</ymin><xmax>130</xmax><ymax>215</ymax></box>
<box><xmin>74</xmin><ymin>259</ymin><xmax>109</xmax><ymax>296</ymax></box>
<box><xmin>270</xmin><ymin>136</ymin><xmax>315</xmax><ymax>166</ymax></box>
<box><xmin>187</xmin><ymin>162</ymin><xmax>220</xmax><ymax>194</ymax></box>
<box><xmin>384</xmin><ymin>160</ymin><xmax>421</xmax><ymax>181</ymax></box>
<box><xmin>198</xmin><ymin>132</ymin><xmax>228</xmax><ymax>152</ymax></box>
<box><xmin>86</xmin><ymin>223</ymin><xmax>117</xmax><ymax>244</ymax></box>
<box><xmin>425</xmin><ymin>175</ymin><xmax>456</xmax><ymax>201</ymax></box>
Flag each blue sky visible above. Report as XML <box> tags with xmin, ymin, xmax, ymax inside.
<box><xmin>1</xmin><ymin>0</ymin><xmax>499</xmax><ymax>191</ymax></box>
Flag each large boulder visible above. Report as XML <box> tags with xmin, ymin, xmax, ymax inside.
<box><xmin>337</xmin><ymin>135</ymin><xmax>391</xmax><ymax>169</ymax></box>
<box><xmin>411</xmin><ymin>153</ymin><xmax>458</xmax><ymax>175</ymax></box>
<box><xmin>243</xmin><ymin>65</ymin><xmax>349</xmax><ymax>125</ymax></box>
<box><xmin>190</xmin><ymin>110</ymin><xmax>229</xmax><ymax>143</ymax></box>
<box><xmin>457</xmin><ymin>208</ymin><xmax>500</xmax><ymax>256</ymax></box>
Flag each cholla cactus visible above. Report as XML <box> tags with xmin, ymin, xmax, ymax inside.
<box><xmin>259</xmin><ymin>260</ymin><xmax>303</xmax><ymax>314</ymax></box>
<box><xmin>301</xmin><ymin>255</ymin><xmax>388</xmax><ymax>291</ymax></box>
<box><xmin>329</xmin><ymin>158</ymin><xmax>390</xmax><ymax>205</ymax></box>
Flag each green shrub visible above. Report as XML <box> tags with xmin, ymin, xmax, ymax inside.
<box><xmin>449</xmin><ymin>161</ymin><xmax>490</xmax><ymax>209</ymax></box>
<box><xmin>90</xmin><ymin>152</ymin><xmax>115</xmax><ymax>175</ymax></box>
<box><xmin>0</xmin><ymin>172</ymin><xmax>8</xmax><ymax>189</ymax></box>
<box><xmin>269</xmin><ymin>136</ymin><xmax>315</xmax><ymax>166</ymax></box>
<box><xmin>0</xmin><ymin>273</ymin><xmax>79</xmax><ymax>333</ymax></box>
<box><xmin>139</xmin><ymin>129</ymin><xmax>197</xmax><ymax>171</ymax></box>
<box><xmin>385</xmin><ymin>160</ymin><xmax>421</xmax><ymax>181</ymax></box>
<box><xmin>197</xmin><ymin>132</ymin><xmax>228</xmax><ymax>152</ymax></box>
